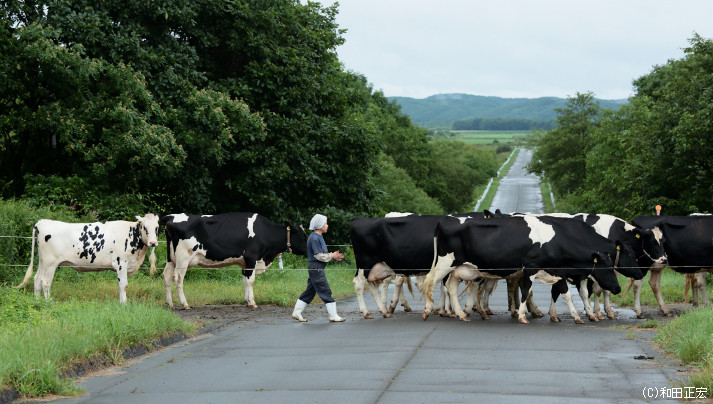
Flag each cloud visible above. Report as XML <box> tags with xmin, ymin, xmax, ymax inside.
<box><xmin>317</xmin><ymin>0</ymin><xmax>713</xmax><ymax>99</ymax></box>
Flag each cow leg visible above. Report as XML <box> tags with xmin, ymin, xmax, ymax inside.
<box><xmin>171</xmin><ymin>249</ymin><xmax>192</xmax><ymax>310</ymax></box>
<box><xmin>562</xmin><ymin>290</ymin><xmax>585</xmax><ymax>324</ymax></box>
<box><xmin>475</xmin><ymin>280</ymin><xmax>490</xmax><ymax>320</ymax></box>
<box><xmin>445</xmin><ymin>274</ymin><xmax>469</xmax><ymax>321</ymax></box>
<box><xmin>632</xmin><ymin>278</ymin><xmax>645</xmax><ymax>318</ymax></box>
<box><xmin>438</xmin><ymin>282</ymin><xmax>454</xmax><ymax>317</ymax></box>
<box><xmin>694</xmin><ymin>272</ymin><xmax>711</xmax><ymax>306</ymax></box>
<box><xmin>648</xmin><ymin>267</ymin><xmax>670</xmax><ymax>316</ymax></box>
<box><xmin>517</xmin><ymin>275</ymin><xmax>534</xmax><ymax>324</ymax></box>
<box><xmin>114</xmin><ymin>258</ymin><xmax>129</xmax><ymax>304</ymax></box>
<box><xmin>548</xmin><ymin>285</ymin><xmax>561</xmax><ymax>323</ymax></box>
<box><xmin>590</xmin><ymin>281</ymin><xmax>605</xmax><ymax>320</ymax></box>
<box><xmin>422</xmin><ymin>261</ymin><xmax>456</xmax><ymax>320</ymax></box>
<box><xmin>483</xmin><ymin>279</ymin><xmax>496</xmax><ymax>316</ymax></box>
<box><xmin>381</xmin><ymin>275</ymin><xmax>392</xmax><ymax>312</ymax></box>
<box><xmin>38</xmin><ymin>259</ymin><xmax>58</xmax><ymax>301</ymax></box>
<box><xmin>352</xmin><ymin>270</ymin><xmax>374</xmax><ymax>319</ymax></box>
<box><xmin>33</xmin><ymin>255</ymin><xmax>47</xmax><ymax>298</ymax></box>
<box><xmin>243</xmin><ymin>270</ymin><xmax>257</xmax><ymax>308</ymax></box>
<box><xmin>603</xmin><ymin>290</ymin><xmax>616</xmax><ymax>319</ymax></box>
<box><xmin>507</xmin><ymin>277</ymin><xmax>519</xmax><ymax>317</ymax></box>
<box><xmin>367</xmin><ymin>281</ymin><xmax>391</xmax><ymax>318</ymax></box>
<box><xmin>394</xmin><ymin>276</ymin><xmax>412</xmax><ymax>312</ymax></box>
<box><xmin>464</xmin><ymin>281</ymin><xmax>475</xmax><ymax>316</ymax></box>
<box><xmin>525</xmin><ymin>293</ymin><xmax>544</xmax><ymax>318</ymax></box>
<box><xmin>163</xmin><ymin>261</ymin><xmax>176</xmax><ymax>309</ymax></box>
<box><xmin>577</xmin><ymin>279</ymin><xmax>598</xmax><ymax>322</ymax></box>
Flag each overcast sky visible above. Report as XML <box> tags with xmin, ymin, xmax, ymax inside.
<box><xmin>314</xmin><ymin>0</ymin><xmax>713</xmax><ymax>100</ymax></box>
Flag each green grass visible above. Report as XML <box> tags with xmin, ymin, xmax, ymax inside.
<box><xmin>655</xmin><ymin>307</ymin><xmax>713</xmax><ymax>396</ymax></box>
<box><xmin>610</xmin><ymin>268</ymin><xmax>713</xmax><ymax>308</ymax></box>
<box><xmin>3</xmin><ymin>246</ymin><xmax>357</xmax><ymax>399</ymax></box>
<box><xmin>540</xmin><ymin>181</ymin><xmax>555</xmax><ymax>213</ymax></box>
<box><xmin>0</xmin><ymin>286</ymin><xmax>196</xmax><ymax>398</ymax></box>
<box><xmin>451</xmin><ymin>130</ymin><xmax>530</xmax><ymax>145</ymax></box>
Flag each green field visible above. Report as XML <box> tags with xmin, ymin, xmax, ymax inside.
<box><xmin>451</xmin><ymin>130</ymin><xmax>531</xmax><ymax>144</ymax></box>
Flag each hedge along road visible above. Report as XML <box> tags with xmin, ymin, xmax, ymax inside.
<box><xmin>40</xmin><ymin>151</ymin><xmax>681</xmax><ymax>404</ymax></box>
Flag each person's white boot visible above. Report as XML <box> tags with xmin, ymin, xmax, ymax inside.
<box><xmin>326</xmin><ymin>302</ymin><xmax>345</xmax><ymax>322</ymax></box>
<box><xmin>291</xmin><ymin>299</ymin><xmax>308</xmax><ymax>322</ymax></box>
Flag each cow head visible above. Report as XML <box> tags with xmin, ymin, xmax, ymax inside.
<box><xmin>635</xmin><ymin>227</ymin><xmax>668</xmax><ymax>266</ymax></box>
<box><xmin>136</xmin><ymin>213</ymin><xmax>160</xmax><ymax>248</ymax></box>
<box><xmin>612</xmin><ymin>241</ymin><xmax>644</xmax><ymax>280</ymax></box>
<box><xmin>591</xmin><ymin>252</ymin><xmax>621</xmax><ymax>294</ymax></box>
<box><xmin>285</xmin><ymin>221</ymin><xmax>308</xmax><ymax>256</ymax></box>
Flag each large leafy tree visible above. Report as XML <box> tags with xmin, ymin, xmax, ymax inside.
<box><xmin>528</xmin><ymin>92</ymin><xmax>600</xmax><ymax>197</ymax></box>
<box><xmin>574</xmin><ymin>34</ymin><xmax>713</xmax><ymax>216</ymax></box>
<box><xmin>1</xmin><ymin>0</ymin><xmax>381</xmax><ymax>223</ymax></box>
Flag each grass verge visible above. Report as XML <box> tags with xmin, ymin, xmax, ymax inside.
<box><xmin>610</xmin><ymin>268</ymin><xmax>712</xmax><ymax>308</ymax></box>
<box><xmin>654</xmin><ymin>307</ymin><xmax>713</xmax><ymax>396</ymax></box>
<box><xmin>0</xmin><ymin>286</ymin><xmax>196</xmax><ymax>398</ymax></box>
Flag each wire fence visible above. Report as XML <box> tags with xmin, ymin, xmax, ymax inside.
<box><xmin>0</xmin><ymin>235</ymin><xmax>707</xmax><ymax>272</ymax></box>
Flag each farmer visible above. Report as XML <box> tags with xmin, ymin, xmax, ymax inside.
<box><xmin>291</xmin><ymin>214</ymin><xmax>345</xmax><ymax>322</ymax></box>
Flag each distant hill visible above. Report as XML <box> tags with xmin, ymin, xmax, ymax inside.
<box><xmin>389</xmin><ymin>93</ymin><xmax>628</xmax><ymax>129</ymax></box>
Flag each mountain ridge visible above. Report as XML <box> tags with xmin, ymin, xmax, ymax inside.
<box><xmin>389</xmin><ymin>93</ymin><xmax>628</xmax><ymax>128</ymax></box>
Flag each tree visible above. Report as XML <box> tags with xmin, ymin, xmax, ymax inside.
<box><xmin>528</xmin><ymin>92</ymin><xmax>600</xmax><ymax>196</ymax></box>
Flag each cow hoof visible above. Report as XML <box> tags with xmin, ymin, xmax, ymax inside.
<box><xmin>480</xmin><ymin>315</ymin><xmax>490</xmax><ymax>320</ymax></box>
<box><xmin>518</xmin><ymin>317</ymin><xmax>530</xmax><ymax>324</ymax></box>
<box><xmin>364</xmin><ymin>313</ymin><xmax>374</xmax><ymax>319</ymax></box>
<box><xmin>550</xmin><ymin>316</ymin><xmax>561</xmax><ymax>323</ymax></box>
<box><xmin>403</xmin><ymin>306</ymin><xmax>412</xmax><ymax>312</ymax></box>
<box><xmin>636</xmin><ymin>313</ymin><xmax>647</xmax><ymax>319</ymax></box>
<box><xmin>531</xmin><ymin>311</ymin><xmax>545</xmax><ymax>318</ymax></box>
<box><xmin>182</xmin><ymin>305</ymin><xmax>191</xmax><ymax>310</ymax></box>
<box><xmin>459</xmin><ymin>316</ymin><xmax>471</xmax><ymax>322</ymax></box>
<box><xmin>511</xmin><ymin>312</ymin><xmax>519</xmax><ymax>319</ymax></box>
<box><xmin>485</xmin><ymin>309</ymin><xmax>494</xmax><ymax>315</ymax></box>
<box><xmin>588</xmin><ymin>316</ymin><xmax>599</xmax><ymax>322</ymax></box>
<box><xmin>607</xmin><ymin>314</ymin><xmax>617</xmax><ymax>320</ymax></box>
<box><xmin>574</xmin><ymin>318</ymin><xmax>585</xmax><ymax>324</ymax></box>
<box><xmin>664</xmin><ymin>312</ymin><xmax>673</xmax><ymax>317</ymax></box>
<box><xmin>248</xmin><ymin>304</ymin><xmax>258</xmax><ymax>309</ymax></box>
<box><xmin>382</xmin><ymin>313</ymin><xmax>392</xmax><ymax>318</ymax></box>
<box><xmin>388</xmin><ymin>306</ymin><xmax>396</xmax><ymax>314</ymax></box>
<box><xmin>422</xmin><ymin>311</ymin><xmax>430</xmax><ymax>321</ymax></box>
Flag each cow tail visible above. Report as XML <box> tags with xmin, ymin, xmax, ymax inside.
<box><xmin>405</xmin><ymin>276</ymin><xmax>414</xmax><ymax>297</ymax></box>
<box><xmin>16</xmin><ymin>225</ymin><xmax>37</xmax><ymax>289</ymax></box>
<box><xmin>622</xmin><ymin>277</ymin><xmax>635</xmax><ymax>298</ymax></box>
<box><xmin>149</xmin><ymin>246</ymin><xmax>157</xmax><ymax>277</ymax></box>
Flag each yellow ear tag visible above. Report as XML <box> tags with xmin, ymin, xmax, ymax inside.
<box><xmin>594</xmin><ymin>258</ymin><xmax>598</xmax><ymax>263</ymax></box>
<box><xmin>617</xmin><ymin>245</ymin><xmax>620</xmax><ymax>250</ymax></box>
<box><xmin>635</xmin><ymin>234</ymin><xmax>641</xmax><ymax>238</ymax></box>
<box><xmin>287</xmin><ymin>227</ymin><xmax>291</xmax><ymax>231</ymax></box>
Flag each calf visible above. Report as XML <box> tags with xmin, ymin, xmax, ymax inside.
<box><xmin>16</xmin><ymin>214</ymin><xmax>160</xmax><ymax>303</ymax></box>
<box><xmin>161</xmin><ymin>213</ymin><xmax>307</xmax><ymax>309</ymax></box>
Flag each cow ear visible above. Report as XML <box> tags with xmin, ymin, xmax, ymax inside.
<box><xmin>135</xmin><ymin>215</ymin><xmax>141</xmax><ymax>221</ymax></box>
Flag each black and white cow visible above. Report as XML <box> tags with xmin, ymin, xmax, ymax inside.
<box><xmin>161</xmin><ymin>213</ymin><xmax>307</xmax><ymax>309</ymax></box>
<box><xmin>16</xmin><ymin>214</ymin><xmax>160</xmax><ymax>303</ymax></box>
<box><xmin>566</xmin><ymin>213</ymin><xmax>667</xmax><ymax>319</ymax></box>
<box><xmin>349</xmin><ymin>212</ymin><xmax>543</xmax><ymax>319</ymax></box>
<box><xmin>630</xmin><ymin>215</ymin><xmax>713</xmax><ymax>317</ymax></box>
<box><xmin>421</xmin><ymin>216</ymin><xmax>624</xmax><ymax>323</ymax></box>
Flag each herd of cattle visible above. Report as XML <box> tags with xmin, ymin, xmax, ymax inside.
<box><xmin>15</xmin><ymin>211</ymin><xmax>713</xmax><ymax>323</ymax></box>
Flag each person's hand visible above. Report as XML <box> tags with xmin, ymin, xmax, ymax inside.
<box><xmin>332</xmin><ymin>251</ymin><xmax>344</xmax><ymax>261</ymax></box>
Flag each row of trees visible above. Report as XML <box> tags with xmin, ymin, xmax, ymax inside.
<box><xmin>0</xmin><ymin>0</ymin><xmax>498</xmax><ymax>242</ymax></box>
<box><xmin>528</xmin><ymin>34</ymin><xmax>713</xmax><ymax>218</ymax></box>
<box><xmin>452</xmin><ymin>117</ymin><xmax>556</xmax><ymax>131</ymax></box>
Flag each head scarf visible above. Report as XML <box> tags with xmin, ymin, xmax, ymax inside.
<box><xmin>309</xmin><ymin>214</ymin><xmax>328</xmax><ymax>231</ymax></box>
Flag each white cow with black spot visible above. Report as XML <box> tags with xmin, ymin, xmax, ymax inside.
<box><xmin>16</xmin><ymin>214</ymin><xmax>160</xmax><ymax>303</ymax></box>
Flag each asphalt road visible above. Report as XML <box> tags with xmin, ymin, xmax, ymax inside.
<box><xmin>490</xmin><ymin>148</ymin><xmax>545</xmax><ymax>214</ymax></box>
<box><xmin>38</xmin><ymin>148</ymin><xmax>682</xmax><ymax>404</ymax></box>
